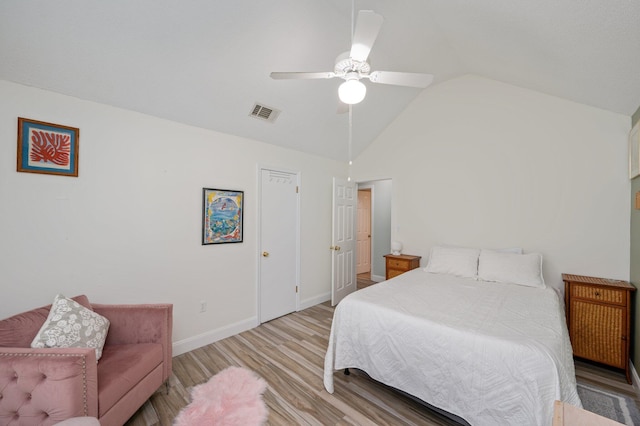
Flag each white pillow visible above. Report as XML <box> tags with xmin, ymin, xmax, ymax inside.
<box><xmin>478</xmin><ymin>250</ymin><xmax>545</xmax><ymax>288</ymax></box>
<box><xmin>31</xmin><ymin>294</ymin><xmax>110</xmax><ymax>361</ymax></box>
<box><xmin>424</xmin><ymin>246</ymin><xmax>480</xmax><ymax>279</ymax></box>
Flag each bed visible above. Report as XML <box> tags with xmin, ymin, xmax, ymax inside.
<box><xmin>324</xmin><ymin>246</ymin><xmax>582</xmax><ymax>426</ymax></box>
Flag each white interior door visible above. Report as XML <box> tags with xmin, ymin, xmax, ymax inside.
<box><xmin>259</xmin><ymin>168</ymin><xmax>299</xmax><ymax>323</ymax></box>
<box><xmin>331</xmin><ymin>178</ymin><xmax>357</xmax><ymax>306</ymax></box>
<box><xmin>356</xmin><ymin>189</ymin><xmax>371</xmax><ymax>274</ymax></box>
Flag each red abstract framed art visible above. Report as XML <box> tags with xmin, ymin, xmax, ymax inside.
<box><xmin>17</xmin><ymin>117</ymin><xmax>79</xmax><ymax>177</ymax></box>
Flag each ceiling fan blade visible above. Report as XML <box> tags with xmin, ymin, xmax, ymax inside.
<box><xmin>367</xmin><ymin>71</ymin><xmax>434</xmax><ymax>88</ymax></box>
<box><xmin>350</xmin><ymin>10</ymin><xmax>384</xmax><ymax>62</ymax></box>
<box><xmin>270</xmin><ymin>72</ymin><xmax>336</xmax><ymax>80</ymax></box>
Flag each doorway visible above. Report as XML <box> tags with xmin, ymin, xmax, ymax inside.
<box><xmin>356</xmin><ymin>179</ymin><xmax>392</xmax><ymax>284</ymax></box>
<box><xmin>357</xmin><ymin>189</ymin><xmax>372</xmax><ymax>277</ymax></box>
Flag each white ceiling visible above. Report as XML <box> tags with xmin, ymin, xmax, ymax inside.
<box><xmin>1</xmin><ymin>1</ymin><xmax>639</xmax><ymax>162</ymax></box>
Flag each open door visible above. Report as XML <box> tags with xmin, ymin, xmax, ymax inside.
<box><xmin>331</xmin><ymin>177</ymin><xmax>357</xmax><ymax>306</ymax></box>
<box><xmin>356</xmin><ymin>189</ymin><xmax>371</xmax><ymax>275</ymax></box>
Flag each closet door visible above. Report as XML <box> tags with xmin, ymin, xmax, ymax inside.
<box><xmin>259</xmin><ymin>168</ymin><xmax>299</xmax><ymax>323</ymax></box>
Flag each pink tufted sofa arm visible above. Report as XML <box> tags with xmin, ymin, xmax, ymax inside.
<box><xmin>0</xmin><ymin>298</ymin><xmax>173</xmax><ymax>426</ymax></box>
<box><xmin>0</xmin><ymin>347</ymin><xmax>98</xmax><ymax>425</ymax></box>
<box><xmin>92</xmin><ymin>304</ymin><xmax>173</xmax><ymax>382</ymax></box>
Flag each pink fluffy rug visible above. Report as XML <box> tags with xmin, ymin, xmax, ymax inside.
<box><xmin>174</xmin><ymin>366</ymin><xmax>268</xmax><ymax>426</ymax></box>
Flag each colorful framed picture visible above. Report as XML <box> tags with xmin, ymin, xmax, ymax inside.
<box><xmin>202</xmin><ymin>188</ymin><xmax>244</xmax><ymax>245</ymax></box>
<box><xmin>17</xmin><ymin>117</ymin><xmax>79</xmax><ymax>177</ymax></box>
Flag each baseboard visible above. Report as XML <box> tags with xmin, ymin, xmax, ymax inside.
<box><xmin>173</xmin><ymin>287</ymin><xmax>372</xmax><ymax>356</ymax></box>
<box><xmin>300</xmin><ymin>292</ymin><xmax>330</xmax><ymax>310</ymax></box>
<box><xmin>371</xmin><ymin>274</ymin><xmax>385</xmax><ymax>282</ymax></box>
<box><xmin>172</xmin><ymin>316</ymin><xmax>258</xmax><ymax>356</ymax></box>
<box><xmin>173</xmin><ymin>292</ymin><xmax>331</xmax><ymax>356</ymax></box>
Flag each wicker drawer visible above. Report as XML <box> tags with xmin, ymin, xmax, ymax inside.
<box><xmin>569</xmin><ymin>300</ymin><xmax>625</xmax><ymax>369</ymax></box>
<box><xmin>570</xmin><ymin>284</ymin><xmax>625</xmax><ymax>306</ymax></box>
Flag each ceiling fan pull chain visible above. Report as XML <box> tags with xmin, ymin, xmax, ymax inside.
<box><xmin>348</xmin><ymin>104</ymin><xmax>353</xmax><ymax>182</ymax></box>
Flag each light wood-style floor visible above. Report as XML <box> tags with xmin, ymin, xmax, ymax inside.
<box><xmin>125</xmin><ymin>274</ymin><xmax>638</xmax><ymax>426</ymax></box>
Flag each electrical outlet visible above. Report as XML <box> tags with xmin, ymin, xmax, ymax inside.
<box><xmin>199</xmin><ymin>301</ymin><xmax>207</xmax><ymax>313</ymax></box>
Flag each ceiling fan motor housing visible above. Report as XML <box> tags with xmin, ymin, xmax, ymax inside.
<box><xmin>334</xmin><ymin>51</ymin><xmax>370</xmax><ymax>79</ymax></box>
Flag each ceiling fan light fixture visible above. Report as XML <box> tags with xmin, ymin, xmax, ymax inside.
<box><xmin>339</xmin><ymin>77</ymin><xmax>366</xmax><ymax>105</ymax></box>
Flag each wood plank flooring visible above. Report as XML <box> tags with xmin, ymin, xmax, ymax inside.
<box><xmin>125</xmin><ymin>277</ymin><xmax>638</xmax><ymax>426</ymax></box>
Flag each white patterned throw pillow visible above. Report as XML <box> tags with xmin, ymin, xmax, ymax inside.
<box><xmin>31</xmin><ymin>294</ymin><xmax>110</xmax><ymax>361</ymax></box>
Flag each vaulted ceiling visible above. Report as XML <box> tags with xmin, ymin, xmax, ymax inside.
<box><xmin>1</xmin><ymin>1</ymin><xmax>639</xmax><ymax>161</ymax></box>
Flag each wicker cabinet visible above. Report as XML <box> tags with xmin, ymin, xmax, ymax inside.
<box><xmin>384</xmin><ymin>254</ymin><xmax>421</xmax><ymax>280</ymax></box>
<box><xmin>563</xmin><ymin>274</ymin><xmax>635</xmax><ymax>383</ymax></box>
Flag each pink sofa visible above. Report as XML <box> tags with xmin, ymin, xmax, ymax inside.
<box><xmin>0</xmin><ymin>295</ymin><xmax>173</xmax><ymax>426</ymax></box>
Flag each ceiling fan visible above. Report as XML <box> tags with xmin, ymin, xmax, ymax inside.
<box><xmin>270</xmin><ymin>9</ymin><xmax>434</xmax><ymax>105</ymax></box>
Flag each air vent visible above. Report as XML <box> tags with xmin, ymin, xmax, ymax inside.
<box><xmin>249</xmin><ymin>103</ymin><xmax>280</xmax><ymax>123</ymax></box>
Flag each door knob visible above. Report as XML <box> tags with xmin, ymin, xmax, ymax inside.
<box><xmin>262</xmin><ymin>251</ymin><xmax>269</xmax><ymax>257</ymax></box>
<box><xmin>330</xmin><ymin>246</ymin><xmax>341</xmax><ymax>251</ymax></box>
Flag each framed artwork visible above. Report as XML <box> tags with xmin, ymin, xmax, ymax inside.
<box><xmin>630</xmin><ymin>122</ymin><xmax>640</xmax><ymax>179</ymax></box>
<box><xmin>202</xmin><ymin>188</ymin><xmax>244</xmax><ymax>245</ymax></box>
<box><xmin>17</xmin><ymin>117</ymin><xmax>79</xmax><ymax>177</ymax></box>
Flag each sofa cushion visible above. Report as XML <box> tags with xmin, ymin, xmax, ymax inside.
<box><xmin>97</xmin><ymin>343</ymin><xmax>163</xmax><ymax>416</ymax></box>
<box><xmin>0</xmin><ymin>295</ymin><xmax>92</xmax><ymax>348</ymax></box>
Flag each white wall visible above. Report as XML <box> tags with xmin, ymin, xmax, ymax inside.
<box><xmin>353</xmin><ymin>75</ymin><xmax>631</xmax><ymax>289</ymax></box>
<box><xmin>0</xmin><ymin>80</ymin><xmax>344</xmax><ymax>353</ymax></box>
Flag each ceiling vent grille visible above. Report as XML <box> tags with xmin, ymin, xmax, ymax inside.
<box><xmin>249</xmin><ymin>103</ymin><xmax>280</xmax><ymax>123</ymax></box>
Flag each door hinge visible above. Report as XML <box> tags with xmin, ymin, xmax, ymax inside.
<box><xmin>296</xmin><ymin>186</ymin><xmax>299</xmax><ymax>193</ymax></box>
<box><xmin>296</xmin><ymin>285</ymin><xmax>298</xmax><ymax>293</ymax></box>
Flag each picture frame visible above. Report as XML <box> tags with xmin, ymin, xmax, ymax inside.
<box><xmin>17</xmin><ymin>117</ymin><xmax>79</xmax><ymax>177</ymax></box>
<box><xmin>629</xmin><ymin>122</ymin><xmax>640</xmax><ymax>179</ymax></box>
<box><xmin>202</xmin><ymin>188</ymin><xmax>244</xmax><ymax>245</ymax></box>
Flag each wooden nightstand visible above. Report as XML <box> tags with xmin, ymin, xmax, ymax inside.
<box><xmin>562</xmin><ymin>273</ymin><xmax>635</xmax><ymax>383</ymax></box>
<box><xmin>384</xmin><ymin>254</ymin><xmax>421</xmax><ymax>280</ymax></box>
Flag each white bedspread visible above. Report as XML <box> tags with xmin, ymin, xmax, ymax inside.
<box><xmin>324</xmin><ymin>269</ymin><xmax>581</xmax><ymax>426</ymax></box>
